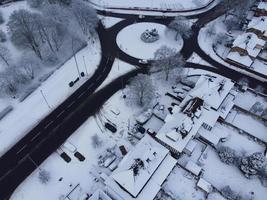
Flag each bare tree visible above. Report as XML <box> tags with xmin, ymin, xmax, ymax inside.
<box><xmin>8</xmin><ymin>10</ymin><xmax>43</xmax><ymax>60</ymax></box>
<box><xmin>0</xmin><ymin>11</ymin><xmax>4</xmax><ymax>24</ymax></box>
<box><xmin>168</xmin><ymin>16</ymin><xmax>192</xmax><ymax>40</ymax></box>
<box><xmin>91</xmin><ymin>134</ymin><xmax>103</xmax><ymax>149</ymax></box>
<box><xmin>18</xmin><ymin>53</ymin><xmax>41</xmax><ymax>80</ymax></box>
<box><xmin>70</xmin><ymin>0</ymin><xmax>98</xmax><ymax>36</ymax></box>
<box><xmin>151</xmin><ymin>46</ymin><xmax>185</xmax><ymax>81</ymax></box>
<box><xmin>0</xmin><ymin>45</ymin><xmax>11</xmax><ymax>67</ymax></box>
<box><xmin>125</xmin><ymin>74</ymin><xmax>155</xmax><ymax>107</ymax></box>
<box><xmin>38</xmin><ymin>169</ymin><xmax>51</xmax><ymax>184</ymax></box>
<box><xmin>0</xmin><ymin>30</ymin><xmax>7</xmax><ymax>43</ymax></box>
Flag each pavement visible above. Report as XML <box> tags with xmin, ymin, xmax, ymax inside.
<box><xmin>0</xmin><ymin>2</ymin><xmax>267</xmax><ymax>199</ymax></box>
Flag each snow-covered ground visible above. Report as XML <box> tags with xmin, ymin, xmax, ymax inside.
<box><xmin>0</xmin><ymin>40</ymin><xmax>101</xmax><ymax>156</ymax></box>
<box><xmin>90</xmin><ymin>0</ymin><xmax>212</xmax><ymax>11</ymax></box>
<box><xmin>116</xmin><ymin>22</ymin><xmax>183</xmax><ymax>60</ymax></box>
<box><xmin>162</xmin><ymin>166</ymin><xmax>205</xmax><ymax>200</ymax></box>
<box><xmin>187</xmin><ymin>52</ymin><xmax>213</xmax><ymax>67</ymax></box>
<box><xmin>201</xmin><ymin>147</ymin><xmax>267</xmax><ymax>200</ymax></box>
<box><xmin>234</xmin><ymin>90</ymin><xmax>267</xmax><ymax>112</ymax></box>
<box><xmin>226</xmin><ymin>108</ymin><xmax>267</xmax><ymax>143</ymax></box>
<box><xmin>211</xmin><ymin>123</ymin><xmax>265</xmax><ymax>154</ymax></box>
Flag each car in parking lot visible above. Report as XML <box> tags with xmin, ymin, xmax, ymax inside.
<box><xmin>74</xmin><ymin>151</ymin><xmax>85</xmax><ymax>161</ymax></box>
<box><xmin>105</xmin><ymin>122</ymin><xmax>117</xmax><ymax>133</ymax></box>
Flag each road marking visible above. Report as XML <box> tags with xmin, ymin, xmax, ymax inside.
<box><xmin>44</xmin><ymin>121</ymin><xmax>54</xmax><ymax>129</ymax></box>
<box><xmin>96</xmin><ymin>76</ymin><xmax>102</xmax><ymax>81</ymax></box>
<box><xmin>56</xmin><ymin>110</ymin><xmax>65</xmax><ymax>118</ymax></box>
<box><xmin>30</xmin><ymin>131</ymin><xmax>42</xmax><ymax>142</ymax></box>
<box><xmin>78</xmin><ymin>91</ymin><xmax>86</xmax><ymax>99</ymax></box>
<box><xmin>67</xmin><ymin>101</ymin><xmax>76</xmax><ymax>108</ymax></box>
<box><xmin>16</xmin><ymin>144</ymin><xmax>27</xmax><ymax>154</ymax></box>
<box><xmin>87</xmin><ymin>83</ymin><xmax>94</xmax><ymax>90</ymax></box>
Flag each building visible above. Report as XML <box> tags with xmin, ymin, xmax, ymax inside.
<box><xmin>227</xmin><ymin>32</ymin><xmax>265</xmax><ymax>68</ymax></box>
<box><xmin>104</xmin><ymin>134</ymin><xmax>176</xmax><ymax>200</ymax></box>
<box><xmin>88</xmin><ymin>189</ymin><xmax>112</xmax><ymax>200</ymax></box>
<box><xmin>155</xmin><ymin>75</ymin><xmax>234</xmax><ymax>154</ymax></box>
<box><xmin>247</xmin><ymin>16</ymin><xmax>267</xmax><ymax>41</ymax></box>
<box><xmin>255</xmin><ymin>1</ymin><xmax>267</xmax><ymax>17</ymax></box>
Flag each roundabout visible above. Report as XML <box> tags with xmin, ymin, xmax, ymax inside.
<box><xmin>116</xmin><ymin>22</ymin><xmax>183</xmax><ymax>60</ymax></box>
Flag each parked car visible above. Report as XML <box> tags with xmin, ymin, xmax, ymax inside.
<box><xmin>57</xmin><ymin>148</ymin><xmax>71</xmax><ymax>163</ymax></box>
<box><xmin>74</xmin><ymin>151</ymin><xmax>85</xmax><ymax>161</ymax></box>
<box><xmin>105</xmin><ymin>122</ymin><xmax>117</xmax><ymax>133</ymax></box>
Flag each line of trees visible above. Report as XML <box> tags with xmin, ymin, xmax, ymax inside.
<box><xmin>0</xmin><ymin>0</ymin><xmax>98</xmax><ymax>97</ymax></box>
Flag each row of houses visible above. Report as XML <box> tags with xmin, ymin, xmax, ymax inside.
<box><xmin>227</xmin><ymin>0</ymin><xmax>267</xmax><ymax>69</ymax></box>
<box><xmin>87</xmin><ymin>75</ymin><xmax>236</xmax><ymax>200</ymax></box>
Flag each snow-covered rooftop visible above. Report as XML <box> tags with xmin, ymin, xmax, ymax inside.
<box><xmin>108</xmin><ymin>135</ymin><xmax>170</xmax><ymax>197</ymax></box>
<box><xmin>187</xmin><ymin>75</ymin><xmax>234</xmax><ymax>110</ymax></box>
<box><xmin>185</xmin><ymin>160</ymin><xmax>202</xmax><ymax>176</ymax></box>
<box><xmin>89</xmin><ymin>189</ymin><xmax>112</xmax><ymax>200</ymax></box>
<box><xmin>105</xmin><ymin>135</ymin><xmax>176</xmax><ymax>200</ymax></box>
<box><xmin>258</xmin><ymin>2</ymin><xmax>267</xmax><ymax>11</ymax></box>
<box><xmin>197</xmin><ymin>178</ymin><xmax>213</xmax><ymax>193</ymax></box>
<box><xmin>156</xmin><ymin>75</ymin><xmax>234</xmax><ymax>153</ymax></box>
<box><xmin>227</xmin><ymin>51</ymin><xmax>253</xmax><ymax>67</ymax></box>
<box><xmin>247</xmin><ymin>17</ymin><xmax>267</xmax><ymax>36</ymax></box>
<box><xmin>232</xmin><ymin>32</ymin><xmax>265</xmax><ymax>58</ymax></box>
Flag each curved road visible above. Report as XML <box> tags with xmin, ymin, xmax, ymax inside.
<box><xmin>1</xmin><ymin>3</ymin><xmax>267</xmax><ymax>199</ymax></box>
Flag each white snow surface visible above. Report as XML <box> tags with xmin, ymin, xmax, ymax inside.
<box><xmin>116</xmin><ymin>22</ymin><xmax>183</xmax><ymax>60</ymax></box>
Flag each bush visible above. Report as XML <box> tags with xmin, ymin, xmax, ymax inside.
<box><xmin>221</xmin><ymin>186</ymin><xmax>243</xmax><ymax>200</ymax></box>
<box><xmin>240</xmin><ymin>152</ymin><xmax>267</xmax><ymax>178</ymax></box>
<box><xmin>91</xmin><ymin>134</ymin><xmax>103</xmax><ymax>149</ymax></box>
<box><xmin>217</xmin><ymin>146</ymin><xmax>238</xmax><ymax>165</ymax></box>
<box><xmin>38</xmin><ymin>169</ymin><xmax>51</xmax><ymax>184</ymax></box>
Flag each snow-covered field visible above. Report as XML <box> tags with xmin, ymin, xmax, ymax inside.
<box><xmin>0</xmin><ymin>40</ymin><xmax>101</xmax><ymax>156</ymax></box>
<box><xmin>117</xmin><ymin>22</ymin><xmax>183</xmax><ymax>60</ymax></box>
<box><xmin>90</xmin><ymin>0</ymin><xmax>212</xmax><ymax>11</ymax></box>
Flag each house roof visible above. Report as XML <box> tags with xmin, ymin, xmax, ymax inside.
<box><xmin>197</xmin><ymin>178</ymin><xmax>213</xmax><ymax>193</ymax></box>
<box><xmin>227</xmin><ymin>51</ymin><xmax>253</xmax><ymax>67</ymax></box>
<box><xmin>247</xmin><ymin>17</ymin><xmax>267</xmax><ymax>34</ymax></box>
<box><xmin>185</xmin><ymin>160</ymin><xmax>202</xmax><ymax>176</ymax></box>
<box><xmin>89</xmin><ymin>189</ymin><xmax>112</xmax><ymax>200</ymax></box>
<box><xmin>110</xmin><ymin>135</ymin><xmax>169</xmax><ymax>197</ymax></box>
<box><xmin>232</xmin><ymin>32</ymin><xmax>265</xmax><ymax>58</ymax></box>
<box><xmin>188</xmin><ymin>75</ymin><xmax>234</xmax><ymax>110</ymax></box>
<box><xmin>258</xmin><ymin>2</ymin><xmax>267</xmax><ymax>11</ymax></box>
<box><xmin>105</xmin><ymin>135</ymin><xmax>176</xmax><ymax>200</ymax></box>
